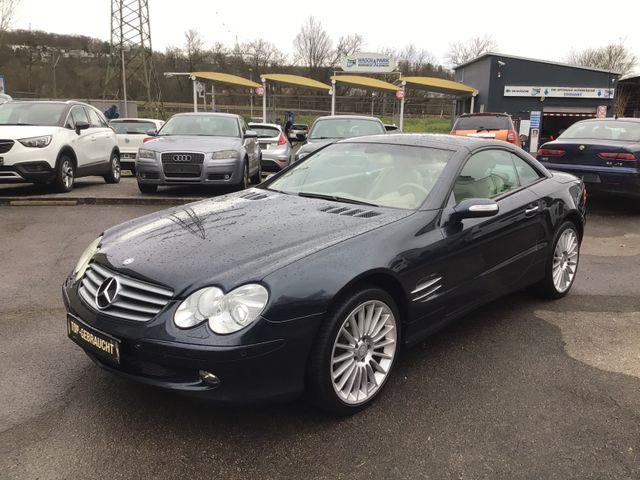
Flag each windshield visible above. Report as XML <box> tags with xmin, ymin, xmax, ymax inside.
<box><xmin>111</xmin><ymin>121</ymin><xmax>156</xmax><ymax>134</ymax></box>
<box><xmin>0</xmin><ymin>102</ymin><xmax>66</xmax><ymax>126</ymax></box>
<box><xmin>159</xmin><ymin>115</ymin><xmax>240</xmax><ymax>137</ymax></box>
<box><xmin>453</xmin><ymin>115</ymin><xmax>511</xmax><ymax>131</ymax></box>
<box><xmin>267</xmin><ymin>142</ymin><xmax>451</xmax><ymax>210</ymax></box>
<box><xmin>559</xmin><ymin>121</ymin><xmax>640</xmax><ymax>141</ymax></box>
<box><xmin>309</xmin><ymin>118</ymin><xmax>385</xmax><ymax>140</ymax></box>
<box><xmin>249</xmin><ymin>125</ymin><xmax>281</xmax><ymax>138</ymax></box>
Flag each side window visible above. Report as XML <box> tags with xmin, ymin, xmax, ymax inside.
<box><xmin>66</xmin><ymin>106</ymin><xmax>89</xmax><ymax>129</ymax></box>
<box><xmin>511</xmin><ymin>154</ymin><xmax>542</xmax><ymax>187</ymax></box>
<box><xmin>453</xmin><ymin>150</ymin><xmax>519</xmax><ymax>202</ymax></box>
<box><xmin>85</xmin><ymin>108</ymin><xmax>104</xmax><ymax>128</ymax></box>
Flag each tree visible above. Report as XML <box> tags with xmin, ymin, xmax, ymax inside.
<box><xmin>446</xmin><ymin>34</ymin><xmax>497</xmax><ymax>66</ymax></box>
<box><xmin>566</xmin><ymin>43</ymin><xmax>637</xmax><ymax>75</ymax></box>
<box><xmin>234</xmin><ymin>39</ymin><xmax>286</xmax><ymax>70</ymax></box>
<box><xmin>0</xmin><ymin>0</ymin><xmax>19</xmax><ymax>45</ymax></box>
<box><xmin>293</xmin><ymin>16</ymin><xmax>332</xmax><ymax>73</ymax></box>
<box><xmin>183</xmin><ymin>29</ymin><xmax>205</xmax><ymax>71</ymax></box>
<box><xmin>330</xmin><ymin>34</ymin><xmax>365</xmax><ymax>66</ymax></box>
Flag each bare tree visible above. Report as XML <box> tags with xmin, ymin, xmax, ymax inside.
<box><xmin>234</xmin><ymin>39</ymin><xmax>286</xmax><ymax>70</ymax></box>
<box><xmin>0</xmin><ymin>0</ymin><xmax>20</xmax><ymax>44</ymax></box>
<box><xmin>566</xmin><ymin>43</ymin><xmax>637</xmax><ymax>75</ymax></box>
<box><xmin>330</xmin><ymin>33</ymin><xmax>365</xmax><ymax>66</ymax></box>
<box><xmin>183</xmin><ymin>29</ymin><xmax>205</xmax><ymax>71</ymax></box>
<box><xmin>446</xmin><ymin>34</ymin><xmax>497</xmax><ymax>66</ymax></box>
<box><xmin>293</xmin><ymin>16</ymin><xmax>332</xmax><ymax>72</ymax></box>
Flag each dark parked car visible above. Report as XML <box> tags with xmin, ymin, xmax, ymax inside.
<box><xmin>537</xmin><ymin>118</ymin><xmax>640</xmax><ymax>199</ymax></box>
<box><xmin>136</xmin><ymin>112</ymin><xmax>261</xmax><ymax>194</ymax></box>
<box><xmin>295</xmin><ymin>115</ymin><xmax>386</xmax><ymax>161</ymax></box>
<box><xmin>64</xmin><ymin>134</ymin><xmax>585</xmax><ymax>415</ymax></box>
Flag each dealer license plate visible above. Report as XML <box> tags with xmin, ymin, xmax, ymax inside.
<box><xmin>581</xmin><ymin>173</ymin><xmax>601</xmax><ymax>184</ymax></box>
<box><xmin>67</xmin><ymin>315</ymin><xmax>120</xmax><ymax>364</ymax></box>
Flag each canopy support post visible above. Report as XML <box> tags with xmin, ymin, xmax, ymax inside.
<box><xmin>331</xmin><ymin>79</ymin><xmax>336</xmax><ymax>115</ymax></box>
<box><xmin>262</xmin><ymin>77</ymin><xmax>267</xmax><ymax>122</ymax></box>
<box><xmin>191</xmin><ymin>76</ymin><xmax>197</xmax><ymax>112</ymax></box>
<box><xmin>211</xmin><ymin>84</ymin><xmax>215</xmax><ymax>111</ymax></box>
<box><xmin>399</xmin><ymin>81</ymin><xmax>406</xmax><ymax>132</ymax></box>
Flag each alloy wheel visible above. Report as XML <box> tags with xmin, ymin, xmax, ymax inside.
<box><xmin>330</xmin><ymin>300</ymin><xmax>397</xmax><ymax>405</ymax></box>
<box><xmin>62</xmin><ymin>160</ymin><xmax>74</xmax><ymax>189</ymax></box>
<box><xmin>112</xmin><ymin>157</ymin><xmax>121</xmax><ymax>181</ymax></box>
<box><xmin>552</xmin><ymin>228</ymin><xmax>579</xmax><ymax>293</ymax></box>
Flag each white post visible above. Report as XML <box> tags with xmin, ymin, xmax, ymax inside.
<box><xmin>262</xmin><ymin>78</ymin><xmax>267</xmax><ymax>122</ymax></box>
<box><xmin>191</xmin><ymin>76</ymin><xmax>197</xmax><ymax>112</ymax></box>
<box><xmin>211</xmin><ymin>84</ymin><xmax>215</xmax><ymax>111</ymax></box>
<box><xmin>399</xmin><ymin>81</ymin><xmax>406</xmax><ymax>132</ymax></box>
<box><xmin>470</xmin><ymin>92</ymin><xmax>477</xmax><ymax>113</ymax></box>
<box><xmin>331</xmin><ymin>79</ymin><xmax>336</xmax><ymax>115</ymax></box>
<box><xmin>121</xmin><ymin>48</ymin><xmax>128</xmax><ymax>117</ymax></box>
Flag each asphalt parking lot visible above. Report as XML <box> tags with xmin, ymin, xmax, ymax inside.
<box><xmin>1</xmin><ymin>185</ymin><xmax>639</xmax><ymax>479</ymax></box>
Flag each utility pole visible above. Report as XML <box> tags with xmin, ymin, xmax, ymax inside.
<box><xmin>103</xmin><ymin>0</ymin><xmax>164</xmax><ymax>117</ymax></box>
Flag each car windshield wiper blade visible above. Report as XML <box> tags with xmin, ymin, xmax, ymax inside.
<box><xmin>310</xmin><ymin>136</ymin><xmax>338</xmax><ymax>140</ymax></box>
<box><xmin>476</xmin><ymin>127</ymin><xmax>500</xmax><ymax>132</ymax></box>
<box><xmin>297</xmin><ymin>191</ymin><xmax>379</xmax><ymax>207</ymax></box>
<box><xmin>1</xmin><ymin>122</ymin><xmax>35</xmax><ymax>126</ymax></box>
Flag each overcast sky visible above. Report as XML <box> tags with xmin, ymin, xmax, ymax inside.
<box><xmin>13</xmin><ymin>0</ymin><xmax>640</xmax><ymax>68</ymax></box>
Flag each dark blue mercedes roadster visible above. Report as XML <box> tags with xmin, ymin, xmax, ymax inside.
<box><xmin>64</xmin><ymin>134</ymin><xmax>586</xmax><ymax>414</ymax></box>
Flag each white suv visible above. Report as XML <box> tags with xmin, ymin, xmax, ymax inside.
<box><xmin>0</xmin><ymin>101</ymin><xmax>120</xmax><ymax>192</ymax></box>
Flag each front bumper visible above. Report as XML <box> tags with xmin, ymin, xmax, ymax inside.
<box><xmin>63</xmin><ymin>275</ymin><xmax>323</xmax><ymax>403</ymax></box>
<box><xmin>542</xmin><ymin>162</ymin><xmax>640</xmax><ymax>199</ymax></box>
<box><xmin>136</xmin><ymin>157</ymin><xmax>245</xmax><ymax>186</ymax></box>
<box><xmin>0</xmin><ymin>162</ymin><xmax>55</xmax><ymax>183</ymax></box>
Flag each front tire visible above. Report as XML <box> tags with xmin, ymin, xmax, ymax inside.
<box><xmin>306</xmin><ymin>287</ymin><xmax>400</xmax><ymax>415</ymax></box>
<box><xmin>536</xmin><ymin>221</ymin><xmax>581</xmax><ymax>299</ymax></box>
<box><xmin>104</xmin><ymin>153</ymin><xmax>121</xmax><ymax>184</ymax></box>
<box><xmin>237</xmin><ymin>160</ymin><xmax>249</xmax><ymax>191</ymax></box>
<box><xmin>137</xmin><ymin>182</ymin><xmax>158</xmax><ymax>194</ymax></box>
<box><xmin>53</xmin><ymin>155</ymin><xmax>74</xmax><ymax>193</ymax></box>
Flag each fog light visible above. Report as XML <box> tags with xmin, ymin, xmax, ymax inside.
<box><xmin>224</xmin><ymin>174</ymin><xmax>230</xmax><ymax>180</ymax></box>
<box><xmin>199</xmin><ymin>370</ymin><xmax>221</xmax><ymax>386</ymax></box>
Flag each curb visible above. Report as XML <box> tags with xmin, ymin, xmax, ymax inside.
<box><xmin>0</xmin><ymin>196</ymin><xmax>205</xmax><ymax>207</ymax></box>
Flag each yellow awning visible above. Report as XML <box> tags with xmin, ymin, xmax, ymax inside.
<box><xmin>402</xmin><ymin>76</ymin><xmax>477</xmax><ymax>96</ymax></box>
<box><xmin>190</xmin><ymin>71</ymin><xmax>261</xmax><ymax>88</ymax></box>
<box><xmin>331</xmin><ymin>75</ymin><xmax>400</xmax><ymax>91</ymax></box>
<box><xmin>260</xmin><ymin>73</ymin><xmax>331</xmax><ymax>90</ymax></box>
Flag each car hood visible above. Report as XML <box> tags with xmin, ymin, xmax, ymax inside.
<box><xmin>98</xmin><ymin>189</ymin><xmax>412</xmax><ymax>294</ymax></box>
<box><xmin>143</xmin><ymin>135</ymin><xmax>242</xmax><ymax>153</ymax></box>
<box><xmin>0</xmin><ymin>125</ymin><xmax>59</xmax><ymax>138</ymax></box>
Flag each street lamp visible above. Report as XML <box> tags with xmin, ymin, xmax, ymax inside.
<box><xmin>249</xmin><ymin>68</ymin><xmax>253</xmax><ymax>119</ymax></box>
<box><xmin>164</xmin><ymin>72</ymin><xmax>197</xmax><ymax>112</ymax></box>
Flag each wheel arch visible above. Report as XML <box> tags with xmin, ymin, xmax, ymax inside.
<box><xmin>56</xmin><ymin>146</ymin><xmax>77</xmax><ymax>169</ymax></box>
<box><xmin>563</xmin><ymin>210</ymin><xmax>584</xmax><ymax>241</ymax></box>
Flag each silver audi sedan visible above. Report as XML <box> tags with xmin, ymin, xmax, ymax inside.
<box><xmin>136</xmin><ymin>113</ymin><xmax>261</xmax><ymax>194</ymax></box>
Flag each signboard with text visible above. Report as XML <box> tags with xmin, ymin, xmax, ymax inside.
<box><xmin>504</xmin><ymin>86</ymin><xmax>615</xmax><ymax>99</ymax></box>
<box><xmin>340</xmin><ymin>52</ymin><xmax>397</xmax><ymax>73</ymax></box>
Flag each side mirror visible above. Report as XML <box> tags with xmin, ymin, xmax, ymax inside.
<box><xmin>447</xmin><ymin>198</ymin><xmax>499</xmax><ymax>224</ymax></box>
<box><xmin>244</xmin><ymin>130</ymin><xmax>258</xmax><ymax>139</ymax></box>
<box><xmin>75</xmin><ymin>121</ymin><xmax>90</xmax><ymax>135</ymax></box>
<box><xmin>146</xmin><ymin>129</ymin><xmax>158</xmax><ymax>137</ymax></box>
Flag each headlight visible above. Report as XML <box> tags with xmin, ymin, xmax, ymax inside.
<box><xmin>137</xmin><ymin>148</ymin><xmax>156</xmax><ymax>160</ymax></box>
<box><xmin>211</xmin><ymin>150</ymin><xmax>238</xmax><ymax>160</ymax></box>
<box><xmin>174</xmin><ymin>284</ymin><xmax>268</xmax><ymax>334</ymax></box>
<box><xmin>19</xmin><ymin>135</ymin><xmax>52</xmax><ymax>148</ymax></box>
<box><xmin>72</xmin><ymin>236</ymin><xmax>102</xmax><ymax>282</ymax></box>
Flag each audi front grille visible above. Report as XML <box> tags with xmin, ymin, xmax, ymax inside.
<box><xmin>79</xmin><ymin>263</ymin><xmax>174</xmax><ymax>322</ymax></box>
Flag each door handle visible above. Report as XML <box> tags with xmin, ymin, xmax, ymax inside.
<box><xmin>524</xmin><ymin>205</ymin><xmax>539</xmax><ymax>215</ymax></box>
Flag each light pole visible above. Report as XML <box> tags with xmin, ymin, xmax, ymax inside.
<box><xmin>262</xmin><ymin>77</ymin><xmax>267</xmax><ymax>122</ymax></box>
<box><xmin>164</xmin><ymin>72</ymin><xmax>197</xmax><ymax>112</ymax></box>
<box><xmin>249</xmin><ymin>68</ymin><xmax>253</xmax><ymax>118</ymax></box>
<box><xmin>121</xmin><ymin>47</ymin><xmax>128</xmax><ymax>117</ymax></box>
<box><xmin>371</xmin><ymin>92</ymin><xmax>376</xmax><ymax>116</ymax></box>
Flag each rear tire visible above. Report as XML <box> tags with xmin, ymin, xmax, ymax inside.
<box><xmin>104</xmin><ymin>153</ymin><xmax>121</xmax><ymax>184</ymax></box>
<box><xmin>535</xmin><ymin>221</ymin><xmax>581</xmax><ymax>299</ymax></box>
<box><xmin>53</xmin><ymin>155</ymin><xmax>74</xmax><ymax>193</ymax></box>
<box><xmin>306</xmin><ymin>286</ymin><xmax>400</xmax><ymax>415</ymax></box>
<box><xmin>137</xmin><ymin>182</ymin><xmax>158</xmax><ymax>194</ymax></box>
<box><xmin>250</xmin><ymin>155</ymin><xmax>262</xmax><ymax>184</ymax></box>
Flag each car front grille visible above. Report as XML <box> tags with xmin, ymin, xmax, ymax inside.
<box><xmin>161</xmin><ymin>152</ymin><xmax>205</xmax><ymax>178</ymax></box>
<box><xmin>0</xmin><ymin>140</ymin><xmax>15</xmax><ymax>153</ymax></box>
<box><xmin>79</xmin><ymin>263</ymin><xmax>174</xmax><ymax>322</ymax></box>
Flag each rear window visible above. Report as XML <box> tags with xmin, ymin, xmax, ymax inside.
<box><xmin>249</xmin><ymin>126</ymin><xmax>281</xmax><ymax>138</ymax></box>
<box><xmin>292</xmin><ymin>124</ymin><xmax>307</xmax><ymax>129</ymax></box>
<box><xmin>309</xmin><ymin>118</ymin><xmax>385</xmax><ymax>139</ymax></box>
<box><xmin>111</xmin><ymin>121</ymin><xmax>155</xmax><ymax>134</ymax></box>
<box><xmin>559</xmin><ymin>121</ymin><xmax>640</xmax><ymax>141</ymax></box>
<box><xmin>453</xmin><ymin>115</ymin><xmax>512</xmax><ymax>131</ymax></box>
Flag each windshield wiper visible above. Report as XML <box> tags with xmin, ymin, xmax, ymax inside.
<box><xmin>476</xmin><ymin>127</ymin><xmax>500</xmax><ymax>132</ymax></box>
<box><xmin>1</xmin><ymin>122</ymin><xmax>35</xmax><ymax>126</ymax></box>
<box><xmin>310</xmin><ymin>136</ymin><xmax>339</xmax><ymax>140</ymax></box>
<box><xmin>297</xmin><ymin>191</ymin><xmax>379</xmax><ymax>207</ymax></box>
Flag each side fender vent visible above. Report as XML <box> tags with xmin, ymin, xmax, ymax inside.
<box><xmin>241</xmin><ymin>192</ymin><xmax>269</xmax><ymax>200</ymax></box>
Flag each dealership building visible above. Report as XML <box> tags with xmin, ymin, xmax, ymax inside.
<box><xmin>453</xmin><ymin>53</ymin><xmax>621</xmax><ymax>152</ymax></box>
